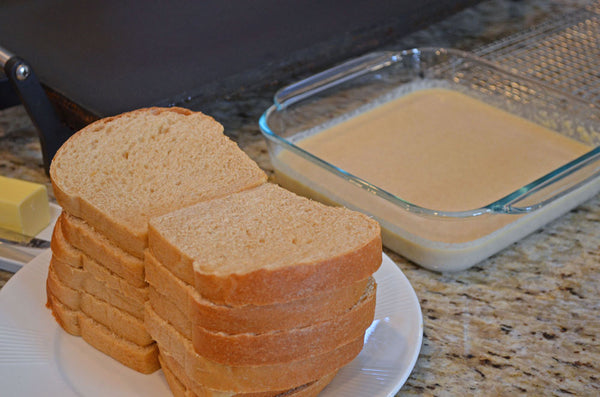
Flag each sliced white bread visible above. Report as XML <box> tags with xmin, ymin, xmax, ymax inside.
<box><xmin>79</xmin><ymin>292</ymin><xmax>153</xmax><ymax>347</ymax></box>
<box><xmin>82</xmin><ymin>276</ymin><xmax>145</xmax><ymax>320</ymax></box>
<box><xmin>81</xmin><ymin>255</ymin><xmax>148</xmax><ymax>305</ymax></box>
<box><xmin>46</xmin><ymin>265</ymin><xmax>158</xmax><ymax>372</ymax></box>
<box><xmin>158</xmin><ymin>353</ymin><xmax>191</xmax><ymax>397</ymax></box>
<box><xmin>190</xmin><ymin>283</ymin><xmax>375</xmax><ymax>366</ymax></box>
<box><xmin>50</xmin><ymin>107</ymin><xmax>267</xmax><ymax>259</ymax></box>
<box><xmin>60</xmin><ymin>212</ymin><xmax>145</xmax><ymax>287</ymax></box>
<box><xmin>149</xmin><ymin>183</ymin><xmax>381</xmax><ymax>306</ymax></box>
<box><xmin>49</xmin><ymin>259</ymin><xmax>146</xmax><ymax>322</ymax></box>
<box><xmin>159</xmin><ymin>352</ymin><xmax>337</xmax><ymax>397</ymax></box>
<box><xmin>46</xmin><ymin>288</ymin><xmax>80</xmax><ymax>336</ymax></box>
<box><xmin>149</xmin><ymin>286</ymin><xmax>192</xmax><ymax>339</ymax></box>
<box><xmin>49</xmin><ymin>221</ymin><xmax>151</xmax><ymax>346</ymax></box>
<box><xmin>150</xmin><ymin>279</ymin><xmax>375</xmax><ymax>366</ymax></box>
<box><xmin>46</xmin><ymin>288</ymin><xmax>159</xmax><ymax>374</ymax></box>
<box><xmin>47</xmin><ymin>264</ymin><xmax>81</xmax><ymax>311</ymax></box>
<box><xmin>51</xmin><ymin>217</ymin><xmax>148</xmax><ymax>317</ymax></box>
<box><xmin>47</xmin><ymin>263</ymin><xmax>151</xmax><ymax>345</ymax></box>
<box><xmin>78</xmin><ymin>315</ymin><xmax>159</xmax><ymax>374</ymax></box>
<box><xmin>151</xmin><ymin>289</ymin><xmax>343</xmax><ymax>396</ymax></box>
<box><xmin>146</xmin><ymin>255</ymin><xmax>376</xmax><ymax>366</ymax></box>
<box><xmin>145</xmin><ymin>250</ymin><xmax>372</xmax><ymax>334</ymax></box>
<box><xmin>50</xmin><ymin>255</ymin><xmax>86</xmax><ymax>291</ymax></box>
<box><xmin>50</xmin><ymin>217</ymin><xmax>83</xmax><ymax>268</ymax></box>
<box><xmin>145</xmin><ymin>304</ymin><xmax>364</xmax><ymax>393</ymax></box>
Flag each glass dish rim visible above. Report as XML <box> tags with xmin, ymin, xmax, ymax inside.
<box><xmin>259</xmin><ymin>47</ymin><xmax>600</xmax><ymax>219</ymax></box>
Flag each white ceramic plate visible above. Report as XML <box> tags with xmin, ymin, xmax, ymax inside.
<box><xmin>0</xmin><ymin>251</ymin><xmax>422</xmax><ymax>396</ymax></box>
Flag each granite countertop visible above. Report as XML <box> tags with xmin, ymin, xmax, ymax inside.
<box><xmin>1</xmin><ymin>0</ymin><xmax>599</xmax><ymax>395</ymax></box>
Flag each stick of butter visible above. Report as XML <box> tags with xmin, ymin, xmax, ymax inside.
<box><xmin>0</xmin><ymin>176</ymin><xmax>51</xmax><ymax>236</ymax></box>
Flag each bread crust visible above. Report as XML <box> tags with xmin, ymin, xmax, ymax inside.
<box><xmin>80</xmin><ymin>292</ymin><xmax>153</xmax><ymax>347</ymax></box>
<box><xmin>52</xmin><ymin>180</ymin><xmax>148</xmax><ymax>258</ymax></box>
<box><xmin>46</xmin><ymin>287</ymin><xmax>80</xmax><ymax>336</ymax></box>
<box><xmin>82</xmin><ymin>255</ymin><xmax>148</xmax><ymax>305</ymax></box>
<box><xmin>145</xmin><ymin>304</ymin><xmax>364</xmax><ymax>393</ymax></box>
<box><xmin>50</xmin><ymin>217</ymin><xmax>82</xmax><ymax>268</ymax></box>
<box><xmin>146</xmin><ymin>250</ymin><xmax>372</xmax><ymax>334</ymax></box>
<box><xmin>159</xmin><ymin>351</ymin><xmax>338</xmax><ymax>397</ymax></box>
<box><xmin>60</xmin><ymin>212</ymin><xmax>146</xmax><ymax>286</ymax></box>
<box><xmin>47</xmin><ymin>263</ymin><xmax>81</xmax><ymax>310</ymax></box>
<box><xmin>149</xmin><ymin>286</ymin><xmax>191</xmax><ymax>339</ymax></box>
<box><xmin>47</xmin><ymin>261</ymin><xmax>151</xmax><ymax>346</ymax></box>
<box><xmin>78</xmin><ymin>315</ymin><xmax>160</xmax><ymax>374</ymax></box>
<box><xmin>51</xmin><ymin>255</ymin><xmax>86</xmax><ymax>290</ymax></box>
<box><xmin>194</xmin><ymin>233</ymin><xmax>382</xmax><ymax>306</ymax></box>
<box><xmin>82</xmin><ymin>276</ymin><xmax>145</xmax><ymax>320</ymax></box>
<box><xmin>158</xmin><ymin>354</ymin><xmax>192</xmax><ymax>397</ymax></box>
<box><xmin>51</xmin><ymin>223</ymin><xmax>148</xmax><ymax>318</ymax></box>
<box><xmin>47</xmin><ymin>285</ymin><xmax>159</xmax><ymax>374</ymax></box>
<box><xmin>191</xmin><ymin>284</ymin><xmax>375</xmax><ymax>365</ymax></box>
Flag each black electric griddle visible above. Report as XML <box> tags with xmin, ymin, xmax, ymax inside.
<box><xmin>0</xmin><ymin>0</ymin><xmax>480</xmax><ymax>170</ymax></box>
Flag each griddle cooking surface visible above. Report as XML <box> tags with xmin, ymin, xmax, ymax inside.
<box><xmin>0</xmin><ymin>0</ymin><xmax>478</xmax><ymax>119</ymax></box>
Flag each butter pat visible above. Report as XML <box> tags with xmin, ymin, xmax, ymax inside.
<box><xmin>0</xmin><ymin>176</ymin><xmax>51</xmax><ymax>236</ymax></box>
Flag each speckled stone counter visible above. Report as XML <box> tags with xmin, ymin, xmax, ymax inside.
<box><xmin>1</xmin><ymin>0</ymin><xmax>599</xmax><ymax>395</ymax></box>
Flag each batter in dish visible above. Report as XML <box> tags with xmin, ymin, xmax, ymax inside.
<box><xmin>295</xmin><ymin>88</ymin><xmax>591</xmax><ymax>213</ymax></box>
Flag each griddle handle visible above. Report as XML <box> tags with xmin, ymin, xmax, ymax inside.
<box><xmin>3</xmin><ymin>56</ymin><xmax>72</xmax><ymax>174</ymax></box>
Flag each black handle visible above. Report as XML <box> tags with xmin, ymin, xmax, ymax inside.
<box><xmin>3</xmin><ymin>56</ymin><xmax>73</xmax><ymax>174</ymax></box>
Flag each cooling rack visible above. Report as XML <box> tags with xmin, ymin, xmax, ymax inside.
<box><xmin>475</xmin><ymin>1</ymin><xmax>600</xmax><ymax>106</ymax></box>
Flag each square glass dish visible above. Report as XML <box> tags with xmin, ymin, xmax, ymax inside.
<box><xmin>259</xmin><ymin>48</ymin><xmax>600</xmax><ymax>271</ymax></box>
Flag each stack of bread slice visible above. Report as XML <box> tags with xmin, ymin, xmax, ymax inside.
<box><xmin>46</xmin><ymin>211</ymin><xmax>157</xmax><ymax>372</ymax></box>
<box><xmin>146</xmin><ymin>183</ymin><xmax>381</xmax><ymax>396</ymax></box>
<box><xmin>45</xmin><ymin>107</ymin><xmax>382</xmax><ymax>396</ymax></box>
<box><xmin>46</xmin><ymin>107</ymin><xmax>267</xmax><ymax>374</ymax></box>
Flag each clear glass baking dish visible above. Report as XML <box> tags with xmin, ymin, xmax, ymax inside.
<box><xmin>259</xmin><ymin>48</ymin><xmax>600</xmax><ymax>271</ymax></box>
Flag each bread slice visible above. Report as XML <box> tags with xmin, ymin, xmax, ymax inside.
<box><xmin>46</xmin><ymin>287</ymin><xmax>80</xmax><ymax>336</ymax></box>
<box><xmin>47</xmin><ymin>263</ymin><xmax>81</xmax><ymax>310</ymax></box>
<box><xmin>158</xmin><ymin>353</ymin><xmax>191</xmax><ymax>397</ymax></box>
<box><xmin>46</xmin><ymin>288</ymin><xmax>159</xmax><ymax>374</ymax></box>
<box><xmin>149</xmin><ymin>286</ymin><xmax>191</xmax><ymax>338</ymax></box>
<box><xmin>52</xmin><ymin>219</ymin><xmax>148</xmax><ymax>313</ymax></box>
<box><xmin>51</xmin><ymin>255</ymin><xmax>86</xmax><ymax>290</ymax></box>
<box><xmin>191</xmin><ymin>282</ymin><xmax>375</xmax><ymax>366</ymax></box>
<box><xmin>147</xmin><ymin>254</ymin><xmax>375</xmax><ymax>366</ymax></box>
<box><xmin>149</xmin><ymin>183</ymin><xmax>381</xmax><ymax>306</ymax></box>
<box><xmin>81</xmin><ymin>254</ymin><xmax>148</xmax><ymax>305</ymax></box>
<box><xmin>60</xmin><ymin>212</ymin><xmax>145</xmax><ymax>287</ymax></box>
<box><xmin>47</xmin><ymin>261</ymin><xmax>151</xmax><ymax>346</ymax></box>
<box><xmin>159</xmin><ymin>351</ymin><xmax>337</xmax><ymax>397</ymax></box>
<box><xmin>50</xmin><ymin>245</ymin><xmax>147</xmax><ymax>321</ymax></box>
<box><xmin>82</xmin><ymin>275</ymin><xmax>145</xmax><ymax>320</ymax></box>
<box><xmin>80</xmin><ymin>292</ymin><xmax>153</xmax><ymax>347</ymax></box>
<box><xmin>50</xmin><ymin>107</ymin><xmax>267</xmax><ymax>258</ymax></box>
<box><xmin>151</xmin><ymin>289</ymin><xmax>343</xmax><ymax>396</ymax></box>
<box><xmin>46</xmin><ymin>286</ymin><xmax>159</xmax><ymax>374</ymax></box>
<box><xmin>145</xmin><ymin>304</ymin><xmax>364</xmax><ymax>393</ymax></box>
<box><xmin>50</xmin><ymin>216</ymin><xmax>83</xmax><ymax>268</ymax></box>
<box><xmin>46</xmin><ymin>264</ymin><xmax>158</xmax><ymax>372</ymax></box>
<box><xmin>78</xmin><ymin>315</ymin><xmax>159</xmax><ymax>374</ymax></box>
<box><xmin>145</xmin><ymin>250</ymin><xmax>372</xmax><ymax>334</ymax></box>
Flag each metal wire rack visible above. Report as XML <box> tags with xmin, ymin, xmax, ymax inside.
<box><xmin>475</xmin><ymin>2</ymin><xmax>600</xmax><ymax>106</ymax></box>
